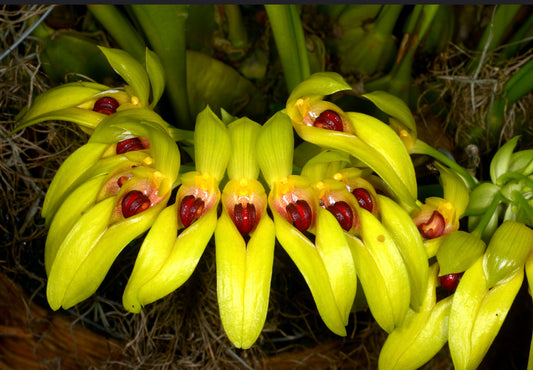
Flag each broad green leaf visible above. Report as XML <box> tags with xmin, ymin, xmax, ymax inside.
<box><xmin>464</xmin><ymin>182</ymin><xmax>501</xmax><ymax>216</ymax></box>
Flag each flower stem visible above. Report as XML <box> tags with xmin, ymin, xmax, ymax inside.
<box><xmin>412</xmin><ymin>139</ymin><xmax>478</xmax><ymax>189</ymax></box>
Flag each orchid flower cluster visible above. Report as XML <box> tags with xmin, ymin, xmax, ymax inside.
<box><xmin>16</xmin><ymin>46</ymin><xmax>533</xmax><ymax>368</ymax></box>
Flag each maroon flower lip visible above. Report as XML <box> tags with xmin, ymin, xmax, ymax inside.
<box><xmin>352</xmin><ymin>188</ymin><xmax>374</xmax><ymax>213</ymax></box>
<box><xmin>285</xmin><ymin>199</ymin><xmax>313</xmax><ymax>233</ymax></box>
<box><xmin>326</xmin><ymin>201</ymin><xmax>354</xmax><ymax>231</ymax></box>
<box><xmin>232</xmin><ymin>202</ymin><xmax>258</xmax><ymax>235</ymax></box>
<box><xmin>313</xmin><ymin>110</ymin><xmax>343</xmax><ymax>132</ymax></box>
<box><xmin>418</xmin><ymin>211</ymin><xmax>446</xmax><ymax>239</ymax></box>
<box><xmin>116</xmin><ymin>137</ymin><xmax>146</xmax><ymax>154</ymax></box>
<box><xmin>179</xmin><ymin>194</ymin><xmax>206</xmax><ymax>227</ymax></box>
<box><xmin>121</xmin><ymin>190</ymin><xmax>151</xmax><ymax>218</ymax></box>
<box><xmin>93</xmin><ymin>96</ymin><xmax>119</xmax><ymax>115</ymax></box>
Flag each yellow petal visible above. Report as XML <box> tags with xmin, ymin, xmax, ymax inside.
<box><xmin>137</xmin><ymin>204</ymin><xmax>219</xmax><ymax>306</ymax></box>
<box><xmin>315</xmin><ymin>207</ymin><xmax>357</xmax><ymax>325</ymax></box>
<box><xmin>226</xmin><ymin>117</ymin><xmax>262</xmax><ymax>180</ymax></box>
<box><xmin>272</xmin><ymin>210</ymin><xmax>346</xmax><ymax>335</ymax></box>
<box><xmin>122</xmin><ymin>203</ymin><xmax>179</xmax><ymax>313</ymax></box>
<box><xmin>378</xmin><ymin>194</ymin><xmax>428</xmax><ymax>311</ymax></box>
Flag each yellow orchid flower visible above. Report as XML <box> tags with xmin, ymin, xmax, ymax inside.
<box><xmin>45</xmin><ymin>115</ymin><xmax>180</xmax><ymax>310</ymax></box>
<box><xmin>285</xmin><ymin>72</ymin><xmax>418</xmax><ymax>213</ymax></box>
<box><xmin>122</xmin><ymin>105</ymin><xmax>230</xmax><ymax>313</ymax></box>
<box><xmin>215</xmin><ymin>117</ymin><xmax>275</xmax><ymax>349</ymax></box>
<box><xmin>257</xmin><ymin>110</ymin><xmax>356</xmax><ymax>336</ymax></box>
<box><xmin>14</xmin><ymin>46</ymin><xmax>166</xmax><ymax>135</ymax></box>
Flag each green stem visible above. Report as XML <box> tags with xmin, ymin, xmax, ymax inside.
<box><xmin>87</xmin><ymin>5</ymin><xmax>146</xmax><ymax>63</ymax></box>
<box><xmin>373</xmin><ymin>5</ymin><xmax>403</xmax><ymax>36</ymax></box>
<box><xmin>411</xmin><ymin>139</ymin><xmax>478</xmax><ymax>189</ymax></box>
<box><xmin>224</xmin><ymin>5</ymin><xmax>247</xmax><ymax>48</ymax></box>
<box><xmin>129</xmin><ymin>5</ymin><xmax>192</xmax><ymax>129</ymax></box>
<box><xmin>265</xmin><ymin>5</ymin><xmax>310</xmax><ymax>92</ymax></box>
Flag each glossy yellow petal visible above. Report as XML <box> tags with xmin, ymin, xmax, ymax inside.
<box><xmin>137</xmin><ymin>204</ymin><xmax>219</xmax><ymax>306</ymax></box>
<box><xmin>345</xmin><ymin>233</ymin><xmax>396</xmax><ymax>333</ymax></box>
<box><xmin>46</xmin><ymin>196</ymin><xmax>116</xmax><ymax>310</ymax></box>
<box><xmin>60</xmin><ymin>199</ymin><xmax>168</xmax><ymax>309</ymax></box>
<box><xmin>226</xmin><ymin>117</ymin><xmax>261</xmax><ymax>180</ymax></box>
<box><xmin>378</xmin><ymin>194</ymin><xmax>428</xmax><ymax>311</ymax></box>
<box><xmin>357</xmin><ymin>208</ymin><xmax>411</xmax><ymax>329</ymax></box>
<box><xmin>42</xmin><ymin>143</ymin><xmax>108</xmax><ymax>223</ymax></box>
<box><xmin>122</xmin><ymin>203</ymin><xmax>179</xmax><ymax>313</ymax></box>
<box><xmin>98</xmin><ymin>46</ymin><xmax>150</xmax><ymax>107</ymax></box>
<box><xmin>347</xmin><ymin>111</ymin><xmax>417</xmax><ymax>201</ymax></box>
<box><xmin>145</xmin><ymin>47</ymin><xmax>165</xmax><ymax>108</ymax></box>
<box><xmin>292</xmin><ymin>122</ymin><xmax>417</xmax><ymax>212</ymax></box>
<box><xmin>44</xmin><ymin>175</ymin><xmax>107</xmax><ymax>275</ymax></box>
<box><xmin>193</xmin><ymin>105</ymin><xmax>231</xmax><ymax>182</ymax></box>
<box><xmin>436</xmin><ymin>230</ymin><xmax>486</xmax><ymax>276</ymax></box>
<box><xmin>378</xmin><ymin>264</ymin><xmax>452</xmax><ymax>370</ymax></box>
<box><xmin>315</xmin><ymin>207</ymin><xmax>357</xmax><ymax>325</ymax></box>
<box><xmin>256</xmin><ymin>111</ymin><xmax>294</xmax><ymax>185</ymax></box>
<box><xmin>483</xmin><ymin>220</ymin><xmax>533</xmax><ymax>288</ymax></box>
<box><xmin>286</xmin><ymin>72</ymin><xmax>352</xmax><ymax>121</ymax></box>
<box><xmin>272</xmin><ymin>210</ymin><xmax>346</xmax><ymax>335</ymax></box>
<box><xmin>435</xmin><ymin>162</ymin><xmax>470</xmax><ymax>219</ymax></box>
<box><xmin>216</xmin><ymin>208</ymin><xmax>275</xmax><ymax>349</ymax></box>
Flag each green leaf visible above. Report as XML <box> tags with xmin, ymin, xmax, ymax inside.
<box><xmin>464</xmin><ymin>182</ymin><xmax>501</xmax><ymax>216</ymax></box>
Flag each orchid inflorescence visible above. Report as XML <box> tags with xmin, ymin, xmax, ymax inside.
<box><xmin>16</xmin><ymin>46</ymin><xmax>533</xmax><ymax>368</ymax></box>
